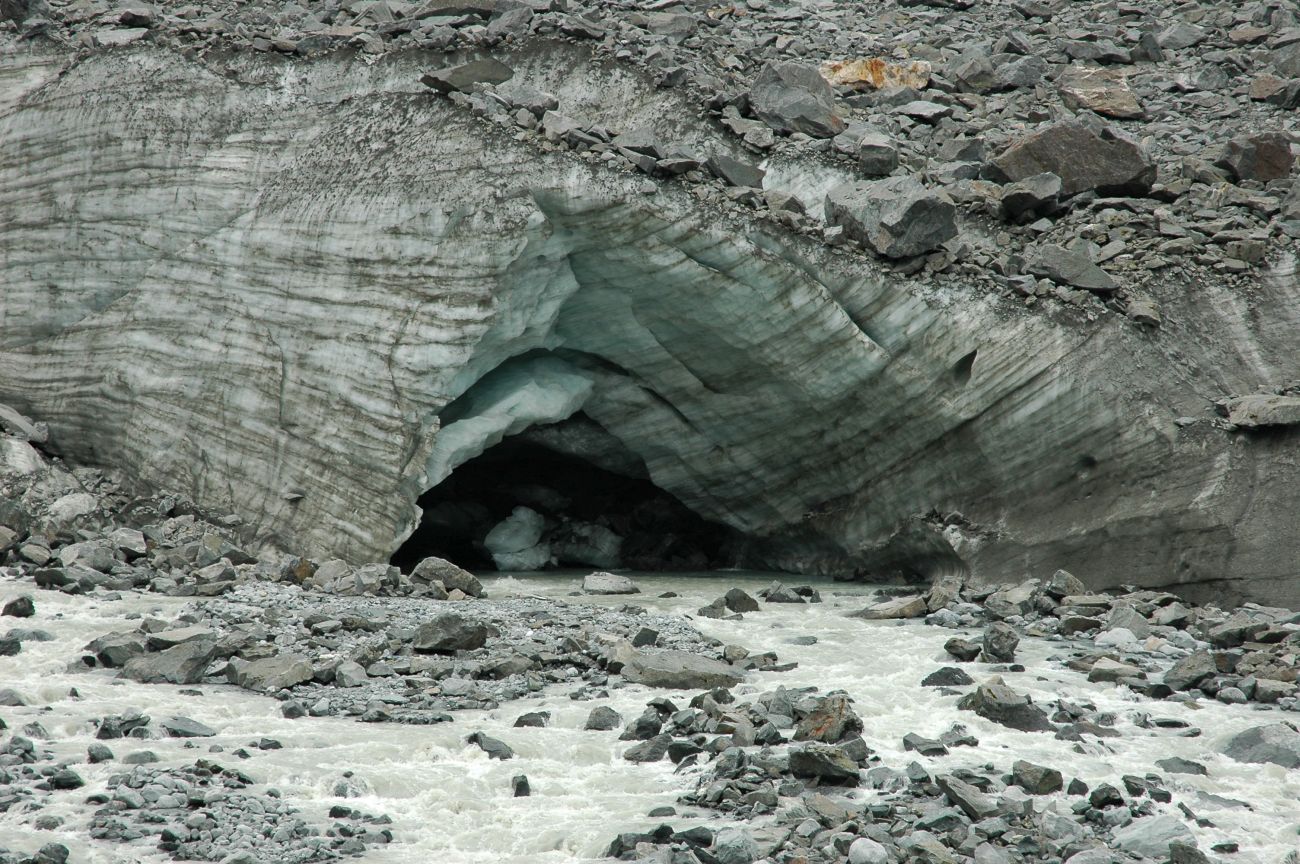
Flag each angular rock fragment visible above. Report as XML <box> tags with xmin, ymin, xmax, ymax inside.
<box><xmin>850</xmin><ymin>594</ymin><xmax>927</xmax><ymax>619</ymax></box>
<box><xmin>824</xmin><ymin>177</ymin><xmax>958</xmax><ymax>259</ymax></box>
<box><xmin>706</xmin><ymin>154</ymin><xmax>765</xmax><ymax>189</ymax></box>
<box><xmin>1222</xmin><ymin>723</ymin><xmax>1300</xmax><ymax>768</ymax></box>
<box><xmin>121</xmin><ymin>639</ymin><xmax>216</xmax><ymax>685</ymax></box>
<box><xmin>1112</xmin><ymin>815</ymin><xmax>1196</xmax><ymax>859</ymax></box>
<box><xmin>1215</xmin><ymin>132</ymin><xmax>1294</xmax><ymax>183</ymax></box>
<box><xmin>1221</xmin><ymin>394</ymin><xmax>1300</xmax><ymax>429</ymax></box>
<box><xmin>420</xmin><ymin>59</ymin><xmax>514</xmax><ymax>94</ymax></box>
<box><xmin>620</xmin><ymin>649</ymin><xmax>742</xmax><ymax>689</ymax></box>
<box><xmin>623</xmin><ymin>733</ymin><xmax>671</xmax><ymax>763</ymax></box>
<box><xmin>1025</xmin><ymin>244</ymin><xmax>1117</xmax><ymax>292</ymax></box>
<box><xmin>999</xmin><ymin>172</ymin><xmax>1061</xmax><ymax>221</ymax></box>
<box><xmin>982</xmin><ymin>622</ymin><xmax>1019</xmax><ymax>663</ymax></box>
<box><xmin>793</xmin><ymin>694</ymin><xmax>862</xmax><ymax>743</ymax></box>
<box><xmin>985</xmin><ymin>121</ymin><xmax>1155</xmax><ymax>196</ymax></box>
<box><xmin>1011</xmin><ymin>759</ymin><xmax>1063</xmax><ymax>794</ymax></box>
<box><xmin>412</xmin><ymin>612</ymin><xmax>488</xmax><ymax>653</ymax></box>
<box><xmin>467</xmin><ymin>731</ymin><xmax>514</xmax><ymax>760</ymax></box>
<box><xmin>788</xmin><ymin>744</ymin><xmax>859</xmax><ymax>784</ymax></box>
<box><xmin>750</xmin><ymin>61</ymin><xmax>844</xmax><ymax>138</ymax></box>
<box><xmin>820</xmin><ymin>57</ymin><xmax>931</xmax><ymax>91</ymax></box>
<box><xmin>1163</xmin><ymin>649</ymin><xmax>1216</xmax><ymax>691</ymax></box>
<box><xmin>582</xmin><ymin>571</ymin><xmax>640</xmax><ymax>595</ymax></box>
<box><xmin>958</xmin><ymin>678</ymin><xmax>1054</xmax><ymax>732</ymax></box>
<box><xmin>227</xmin><ymin>653</ymin><xmax>314</xmax><ymax>692</ymax></box>
<box><xmin>1058</xmin><ymin>67</ymin><xmax>1144</xmax><ymax>119</ymax></box>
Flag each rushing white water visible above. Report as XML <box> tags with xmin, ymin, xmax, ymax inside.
<box><xmin>1</xmin><ymin>572</ymin><xmax>1297</xmax><ymax>863</ymax></box>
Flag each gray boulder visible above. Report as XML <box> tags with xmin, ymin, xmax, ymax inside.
<box><xmin>412</xmin><ymin>555</ymin><xmax>482</xmax><ymax>596</ymax></box>
<box><xmin>620</xmin><ymin>649</ymin><xmax>742</xmax><ymax>689</ymax></box>
<box><xmin>467</xmin><ymin>731</ymin><xmax>514</xmax><ymax>760</ymax></box>
<box><xmin>582</xmin><ymin>571</ymin><xmax>640</xmax><ymax>595</ymax></box>
<box><xmin>86</xmin><ymin>632</ymin><xmax>147</xmax><ymax>668</ymax></box>
<box><xmin>749</xmin><ymin>62</ymin><xmax>844</xmax><ymax>138</ymax></box>
<box><xmin>226</xmin><ymin>653</ymin><xmax>314</xmax><ymax>692</ymax></box>
<box><xmin>1222</xmin><ymin>722</ymin><xmax>1300</xmax><ymax>768</ymax></box>
<box><xmin>623</xmin><ymin>733</ymin><xmax>671</xmax><ymax>763</ymax></box>
<box><xmin>160</xmin><ymin>716</ymin><xmax>216</xmax><ymax>738</ymax></box>
<box><xmin>985</xmin><ymin>121</ymin><xmax>1155</xmax><ymax>197</ymax></box>
<box><xmin>1112</xmin><ymin>815</ymin><xmax>1195</xmax><ymax>859</ymax></box>
<box><xmin>723</xmin><ymin>587</ymin><xmax>759</xmax><ymax>613</ymax></box>
<box><xmin>788</xmin><ymin>744</ymin><xmax>860</xmax><ymax>784</ymax></box>
<box><xmin>1163</xmin><ymin>649</ymin><xmax>1216</xmax><ymax>691</ymax></box>
<box><xmin>1011</xmin><ymin>759</ymin><xmax>1063</xmax><ymax>794</ymax></box>
<box><xmin>999</xmin><ymin>172</ymin><xmax>1061</xmax><ymax>221</ymax></box>
<box><xmin>412</xmin><ymin>612</ymin><xmax>489</xmax><ymax>653</ymax></box>
<box><xmin>982</xmin><ymin>622</ymin><xmax>1019</xmax><ymax>663</ymax></box>
<box><xmin>585</xmin><ymin>706</ymin><xmax>622</xmax><ymax>731</ymax></box>
<box><xmin>712</xmin><ymin>826</ymin><xmax>760</xmax><ymax>864</ymax></box>
<box><xmin>957</xmin><ymin>678</ymin><xmax>1054</xmax><ymax>732</ymax></box>
<box><xmin>420</xmin><ymin>59</ymin><xmax>514</xmax><ymax>94</ymax></box>
<box><xmin>121</xmin><ymin>639</ymin><xmax>216</xmax><ymax>685</ymax></box>
<box><xmin>706</xmin><ymin>154</ymin><xmax>765</xmax><ymax>189</ymax></box>
<box><xmin>1215</xmin><ymin>132</ymin><xmax>1294</xmax><ymax>182</ymax></box>
<box><xmin>857</xmin><ymin>128</ymin><xmax>899</xmax><ymax>176</ymax></box>
<box><xmin>1223</xmin><ymin>395</ymin><xmax>1300</xmax><ymax>429</ymax></box>
<box><xmin>793</xmin><ymin>693</ymin><xmax>863</xmax><ymax>743</ymax></box>
<box><xmin>825</xmin><ymin>177</ymin><xmax>957</xmax><ymax>259</ymax></box>
<box><xmin>1025</xmin><ymin>244</ymin><xmax>1117</xmax><ymax>292</ymax></box>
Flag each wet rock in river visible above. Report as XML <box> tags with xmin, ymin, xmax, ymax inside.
<box><xmin>584</xmin><ymin>706</ymin><xmax>622</xmax><ymax>731</ymax></box>
<box><xmin>467</xmin><ymin>731</ymin><xmax>514</xmax><ymax>760</ymax></box>
<box><xmin>981</xmin><ymin>622</ymin><xmax>1019</xmax><ymax>663</ymax></box>
<box><xmin>120</xmin><ymin>638</ymin><xmax>216</xmax><ymax>685</ymax></box>
<box><xmin>583</xmin><ymin>571</ymin><xmax>640</xmax><ymax>595</ymax></box>
<box><xmin>1222</xmin><ymin>722</ymin><xmax>1300</xmax><ymax>769</ymax></box>
<box><xmin>958</xmin><ymin>678</ymin><xmax>1055</xmax><ymax>732</ymax></box>
<box><xmin>1</xmin><ymin>595</ymin><xmax>34</xmax><ymax>618</ymax></box>
<box><xmin>620</xmin><ymin>649</ymin><xmax>742</xmax><ymax>690</ymax></box>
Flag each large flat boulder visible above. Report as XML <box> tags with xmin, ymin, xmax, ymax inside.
<box><xmin>620</xmin><ymin>649</ymin><xmax>742</xmax><ymax>689</ymax></box>
<box><xmin>121</xmin><ymin>639</ymin><xmax>216</xmax><ymax>685</ymax></box>
<box><xmin>226</xmin><ymin>653</ymin><xmax>314</xmax><ymax>692</ymax></box>
<box><xmin>984</xmin><ymin>121</ymin><xmax>1155</xmax><ymax>197</ymax></box>
<box><xmin>1222</xmin><ymin>722</ymin><xmax>1300</xmax><ymax>768</ymax></box>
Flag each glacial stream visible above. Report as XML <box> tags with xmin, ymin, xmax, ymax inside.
<box><xmin>1</xmin><ymin>572</ymin><xmax>1297</xmax><ymax>863</ymax></box>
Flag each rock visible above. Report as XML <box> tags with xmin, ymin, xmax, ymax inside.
<box><xmin>1222</xmin><ymin>723</ymin><xmax>1300</xmax><ymax>769</ymax></box>
<box><xmin>513</xmin><ymin>711</ymin><xmax>549</xmax><ymax>728</ymax></box>
<box><xmin>1158</xmin><ymin>21</ymin><xmax>1205</xmax><ymax>51</ymax></box>
<box><xmin>856</xmin><ymin>128</ymin><xmax>900</xmax><ymax>177</ymax></box>
<box><xmin>1223</xmin><ymin>395</ymin><xmax>1300</xmax><ymax>429</ymax></box>
<box><xmin>623</xmin><ymin>733</ymin><xmax>671</xmax><ymax>763</ymax></box>
<box><xmin>706</xmin><ymin>154</ymin><xmax>765</xmax><ymax>189</ymax></box>
<box><xmin>820</xmin><ymin>58</ymin><xmax>931</xmax><ymax>91</ymax></box>
<box><xmin>467</xmin><ymin>731</ymin><xmax>514</xmax><ymax>760</ymax></box>
<box><xmin>421</xmin><ymin>58</ymin><xmax>514</xmax><ymax>94</ymax></box>
<box><xmin>412</xmin><ymin>612</ymin><xmax>489</xmax><ymax>653</ymax></box>
<box><xmin>1164</xmin><ymin>650</ymin><xmax>1216</xmax><ymax>691</ymax></box>
<box><xmin>87</xmin><ymin>742</ymin><xmax>114</xmax><ymax>763</ymax></box>
<box><xmin>1012</xmin><ymin>760</ymin><xmax>1063</xmax><ymax>794</ymax></box>
<box><xmin>511</xmin><ymin>774</ymin><xmax>530</xmax><ymax>797</ymax></box>
<box><xmin>999</xmin><ymin>172</ymin><xmax>1061</xmax><ymax>221</ymax></box>
<box><xmin>1044</xmin><ymin>570</ymin><xmax>1087</xmax><ymax>599</ymax></box>
<box><xmin>825</xmin><ymin>177</ymin><xmax>957</xmax><ymax>259</ymax></box>
<box><xmin>1058</xmin><ymin>67</ymin><xmax>1144</xmax><ymax>119</ymax></box>
<box><xmin>496</xmin><ymin>81</ymin><xmax>558</xmax><ymax>118</ymax></box>
<box><xmin>2</xmin><ymin>595</ymin><xmax>34</xmax><ymax>618</ymax></box>
<box><xmin>160</xmin><ymin>716</ymin><xmax>217</xmax><ymax>737</ymax></box>
<box><xmin>226</xmin><ymin>653</ymin><xmax>314</xmax><ymax>692</ymax></box>
<box><xmin>1156</xmin><ymin>757</ymin><xmax>1207</xmax><ymax>776</ymax></box>
<box><xmin>723</xmin><ymin>587</ymin><xmax>759</xmax><ymax>613</ymax></box>
<box><xmin>982</xmin><ymin>622</ymin><xmax>1019</xmax><ymax>662</ymax></box>
<box><xmin>903</xmin><ymin>732</ymin><xmax>948</xmax><ymax>756</ymax></box>
<box><xmin>849</xmin><ymin>837</ymin><xmax>890</xmax><ymax>864</ymax></box>
<box><xmin>850</xmin><ymin>594</ymin><xmax>929</xmax><ymax>619</ymax></box>
<box><xmin>121</xmin><ymin>639</ymin><xmax>216</xmax><ymax>685</ymax></box>
<box><xmin>1216</xmin><ymin>132</ymin><xmax>1294</xmax><ymax>183</ymax></box>
<box><xmin>958</xmin><ymin>678</ymin><xmax>1054</xmax><ymax>732</ymax></box>
<box><xmin>788</xmin><ymin>744</ymin><xmax>860</xmax><ymax>784</ymax></box>
<box><xmin>794</xmin><ymin>694</ymin><xmax>863</xmax><ymax>743</ymax></box>
<box><xmin>922</xmin><ymin>667</ymin><xmax>974</xmax><ymax>687</ymax></box>
<box><xmin>1112</xmin><ymin>815</ymin><xmax>1196</xmax><ymax>859</ymax></box>
<box><xmin>333</xmin><ymin>660</ymin><xmax>369</xmax><ymax>687</ymax></box>
<box><xmin>87</xmin><ymin>632</ymin><xmax>147</xmax><ymax>667</ymax></box>
<box><xmin>937</xmin><ymin>774</ymin><xmax>998</xmax><ymax>820</ymax></box>
<box><xmin>1087</xmin><ymin>657</ymin><xmax>1143</xmax><ymax>683</ymax></box>
<box><xmin>985</xmin><ymin>121</ymin><xmax>1155</xmax><ymax>197</ymax></box>
<box><xmin>583</xmin><ymin>571</ymin><xmax>640</xmax><ymax>595</ymax></box>
<box><xmin>620</xmin><ymin>649</ymin><xmax>742</xmax><ymax>689</ymax></box>
<box><xmin>412</xmin><ymin>556</ymin><xmax>482</xmax><ymax>597</ymax></box>
<box><xmin>984</xmin><ymin>580</ymin><xmax>1038</xmax><ymax>619</ymax></box>
<box><xmin>585</xmin><ymin>706</ymin><xmax>622</xmax><ymax>731</ymax></box>
<box><xmin>712</xmin><ymin>826</ymin><xmax>760</xmax><ymax>864</ymax></box>
<box><xmin>1026</xmin><ymin>243</ymin><xmax>1117</xmax><ymax>292</ymax></box>
<box><xmin>946</xmin><ymin>636</ymin><xmax>983</xmax><ymax>661</ymax></box>
<box><xmin>749</xmin><ymin>61</ymin><xmax>844</xmax><ymax>138</ymax></box>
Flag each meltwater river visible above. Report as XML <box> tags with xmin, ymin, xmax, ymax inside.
<box><xmin>0</xmin><ymin>572</ymin><xmax>1296</xmax><ymax>863</ymax></box>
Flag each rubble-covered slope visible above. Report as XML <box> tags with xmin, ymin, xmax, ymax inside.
<box><xmin>2</xmin><ymin>0</ymin><xmax>1299</xmax><ymax>604</ymax></box>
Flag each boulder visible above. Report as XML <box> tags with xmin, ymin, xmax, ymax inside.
<box><xmin>945</xmin><ymin>637</ymin><xmax>982</xmax><ymax>662</ymax></box>
<box><xmin>958</xmin><ymin>678</ymin><xmax>1054</xmax><ymax>732</ymax></box>
<box><xmin>226</xmin><ymin>653</ymin><xmax>314</xmax><ymax>692</ymax></box>
<box><xmin>86</xmin><ymin>632</ymin><xmax>147</xmax><ymax>667</ymax></box>
<box><xmin>1112</xmin><ymin>815</ymin><xmax>1196</xmax><ymax>859</ymax></box>
<box><xmin>1163</xmin><ymin>650</ymin><xmax>1216</xmax><ymax>691</ymax></box>
<box><xmin>849</xmin><ymin>837</ymin><xmax>889</xmax><ymax>864</ymax></box>
<box><xmin>413</xmin><ymin>612</ymin><xmax>488</xmax><ymax>654</ymax></box>
<box><xmin>412</xmin><ymin>556</ymin><xmax>483</xmax><ymax>597</ymax></box>
<box><xmin>937</xmin><ymin>774</ymin><xmax>998</xmax><ymax>820</ymax></box>
<box><xmin>788</xmin><ymin>744</ymin><xmax>860</xmax><ymax>784</ymax></box>
<box><xmin>850</xmin><ymin>594</ymin><xmax>928</xmax><ymax>620</ymax></box>
<box><xmin>793</xmin><ymin>694</ymin><xmax>863</xmax><ymax>743</ymax></box>
<box><xmin>121</xmin><ymin>639</ymin><xmax>216</xmax><ymax>685</ymax></box>
<box><xmin>984</xmin><ymin>121</ymin><xmax>1155</xmax><ymax>197</ymax></box>
<box><xmin>160</xmin><ymin>716</ymin><xmax>216</xmax><ymax>738</ymax></box>
<box><xmin>582</xmin><ymin>571</ymin><xmax>640</xmax><ymax>595</ymax></box>
<box><xmin>723</xmin><ymin>587</ymin><xmax>759</xmax><ymax>613</ymax></box>
<box><xmin>420</xmin><ymin>58</ymin><xmax>514</xmax><ymax>94</ymax></box>
<box><xmin>1223</xmin><ymin>395</ymin><xmax>1300</xmax><ymax>429</ymax></box>
<box><xmin>857</xmin><ymin>128</ymin><xmax>900</xmax><ymax>176</ymax></box>
<box><xmin>706</xmin><ymin>154</ymin><xmax>765</xmax><ymax>189</ymax></box>
<box><xmin>825</xmin><ymin>177</ymin><xmax>958</xmax><ymax>259</ymax></box>
<box><xmin>712</xmin><ymin>826</ymin><xmax>760</xmax><ymax>864</ymax></box>
<box><xmin>1216</xmin><ymin>132</ymin><xmax>1293</xmax><ymax>182</ymax></box>
<box><xmin>585</xmin><ymin>706</ymin><xmax>622</xmax><ymax>731</ymax></box>
<box><xmin>749</xmin><ymin>61</ymin><xmax>844</xmax><ymax>138</ymax></box>
<box><xmin>623</xmin><ymin>733</ymin><xmax>671</xmax><ymax>763</ymax></box>
<box><xmin>1025</xmin><ymin>244</ymin><xmax>1117</xmax><ymax>292</ymax></box>
<box><xmin>620</xmin><ymin>649</ymin><xmax>742</xmax><ymax>689</ymax></box>
<box><xmin>983</xmin><ymin>580</ymin><xmax>1038</xmax><ymax>619</ymax></box>
<box><xmin>1222</xmin><ymin>722</ymin><xmax>1300</xmax><ymax>768</ymax></box>
<box><xmin>982</xmin><ymin>622</ymin><xmax>1019</xmax><ymax>663</ymax></box>
<box><xmin>467</xmin><ymin>731</ymin><xmax>514</xmax><ymax>760</ymax></box>
<box><xmin>922</xmin><ymin>667</ymin><xmax>974</xmax><ymax>687</ymax></box>
<box><xmin>1057</xmin><ymin>67</ymin><xmax>1144</xmax><ymax>119</ymax></box>
<box><xmin>1011</xmin><ymin>760</ymin><xmax>1063</xmax><ymax>794</ymax></box>
<box><xmin>999</xmin><ymin>172</ymin><xmax>1062</xmax><ymax>221</ymax></box>
<box><xmin>2</xmin><ymin>595</ymin><xmax>35</xmax><ymax>618</ymax></box>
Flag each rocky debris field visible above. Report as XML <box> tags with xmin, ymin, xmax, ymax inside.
<box><xmin>6</xmin><ymin>0</ymin><xmax>1300</xmax><ymax>342</ymax></box>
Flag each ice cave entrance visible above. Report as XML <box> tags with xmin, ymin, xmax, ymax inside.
<box><xmin>391</xmin><ymin>425</ymin><xmax>740</xmax><ymax>573</ymax></box>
